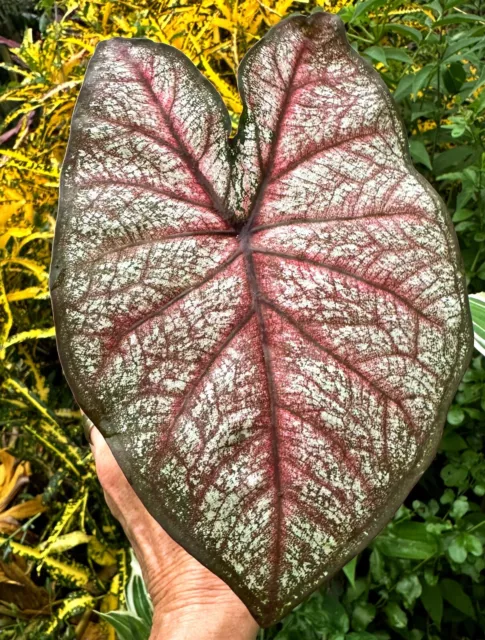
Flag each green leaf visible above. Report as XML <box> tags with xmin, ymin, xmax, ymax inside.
<box><xmin>421</xmin><ymin>583</ymin><xmax>443</xmax><ymax>626</ymax></box>
<box><xmin>309</xmin><ymin>594</ymin><xmax>350</xmax><ymax>636</ymax></box>
<box><xmin>426</xmin><ymin>0</ymin><xmax>442</xmax><ymax>17</ymax></box>
<box><xmin>440</xmin><ymin>488</ymin><xmax>455</xmax><ymax>504</ymax></box>
<box><xmin>376</xmin><ymin>522</ymin><xmax>439</xmax><ymax>560</ymax></box>
<box><xmin>459</xmin><ymin>557</ymin><xmax>485</xmax><ymax>582</ymax></box>
<box><xmin>369</xmin><ymin>548</ymin><xmax>387</xmax><ymax>583</ymax></box>
<box><xmin>452</xmin><ymin>209</ymin><xmax>475</xmax><ymax>222</ymax></box>
<box><xmin>469</xmin><ymin>294</ymin><xmax>485</xmax><ymax>357</ymax></box>
<box><xmin>440</xmin><ymin>579</ymin><xmax>476</xmax><ymax>619</ymax></box>
<box><xmin>440</xmin><ymin>431</ymin><xmax>467</xmax><ymax>451</ymax></box>
<box><xmin>443</xmin><ymin>36</ymin><xmax>485</xmax><ymax>60</ymax></box>
<box><xmin>394</xmin><ymin>74</ymin><xmax>414</xmax><ymax>102</ymax></box>
<box><xmin>441</xmin><ymin>463</ymin><xmax>468</xmax><ymax>487</ymax></box>
<box><xmin>434</xmin><ymin>13</ymin><xmax>485</xmax><ymax>26</ymax></box>
<box><xmin>99</xmin><ymin>611</ymin><xmax>151</xmax><ymax>640</ymax></box>
<box><xmin>383</xmin><ymin>47</ymin><xmax>413</xmax><ymax>64</ymax></box>
<box><xmin>395</xmin><ymin>521</ymin><xmax>440</xmax><ymax>541</ymax></box>
<box><xmin>433</xmin><ymin>146</ymin><xmax>474</xmax><ymax>174</ymax></box>
<box><xmin>384</xmin><ymin>602</ymin><xmax>407</xmax><ymax>629</ymax></box>
<box><xmin>125</xmin><ymin>551</ymin><xmax>153</xmax><ymax>627</ymax></box>
<box><xmin>351</xmin><ymin>0</ymin><xmax>389</xmax><ymax>20</ymax></box>
<box><xmin>383</xmin><ymin>23</ymin><xmax>422</xmax><ymax>43</ymax></box>
<box><xmin>130</xmin><ymin>575</ymin><xmax>153</xmax><ymax>627</ymax></box>
<box><xmin>396</xmin><ymin>574</ymin><xmax>422</xmax><ymax>608</ymax></box>
<box><xmin>446</xmin><ymin>405</ymin><xmax>465</xmax><ymax>425</ymax></box>
<box><xmin>450</xmin><ymin>496</ymin><xmax>469</xmax><ymax>519</ymax></box>
<box><xmin>444</xmin><ymin>0</ymin><xmax>470</xmax><ymax>9</ymax></box>
<box><xmin>443</xmin><ymin>62</ymin><xmax>466</xmax><ymax>94</ymax></box>
<box><xmin>376</xmin><ymin>535</ymin><xmax>437</xmax><ymax>560</ymax></box>
<box><xmin>412</xmin><ymin>65</ymin><xmax>436</xmax><ymax>97</ymax></box>
<box><xmin>409</xmin><ymin>140</ymin><xmax>432</xmax><ymax>170</ymax></box>
<box><xmin>437</xmin><ymin>171</ymin><xmax>465</xmax><ymax>182</ymax></box>
<box><xmin>343</xmin><ymin>555</ymin><xmax>358</xmax><ymax>588</ymax></box>
<box><xmin>347</xmin><ymin>578</ymin><xmax>368</xmax><ymax>603</ymax></box>
<box><xmin>364</xmin><ymin>46</ymin><xmax>387</xmax><ymax>66</ymax></box>
<box><xmin>426</xmin><ymin>522</ymin><xmax>452</xmax><ymax>535</ymax></box>
<box><xmin>448</xmin><ymin>536</ymin><xmax>468</xmax><ymax>563</ymax></box>
<box><xmin>352</xmin><ymin>603</ymin><xmax>376</xmax><ymax>632</ymax></box>
<box><xmin>463</xmin><ymin>533</ymin><xmax>483</xmax><ymax>556</ymax></box>
<box><xmin>424</xmin><ymin>567</ymin><xmax>439</xmax><ymax>586</ymax></box>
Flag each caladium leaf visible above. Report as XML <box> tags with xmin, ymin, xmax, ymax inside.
<box><xmin>50</xmin><ymin>12</ymin><xmax>472</xmax><ymax>626</ymax></box>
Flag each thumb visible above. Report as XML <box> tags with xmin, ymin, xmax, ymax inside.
<box><xmin>81</xmin><ymin>413</ymin><xmax>118</xmax><ymax>484</ymax></box>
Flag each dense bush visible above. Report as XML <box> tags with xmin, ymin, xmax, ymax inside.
<box><xmin>0</xmin><ymin>0</ymin><xmax>484</xmax><ymax>638</ymax></box>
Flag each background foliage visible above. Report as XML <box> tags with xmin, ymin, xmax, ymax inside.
<box><xmin>0</xmin><ymin>0</ymin><xmax>484</xmax><ymax>638</ymax></box>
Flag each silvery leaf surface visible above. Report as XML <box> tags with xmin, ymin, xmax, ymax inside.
<box><xmin>50</xmin><ymin>12</ymin><xmax>472</xmax><ymax>626</ymax></box>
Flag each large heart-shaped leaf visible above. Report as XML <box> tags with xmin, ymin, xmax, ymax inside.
<box><xmin>50</xmin><ymin>12</ymin><xmax>472</xmax><ymax>626</ymax></box>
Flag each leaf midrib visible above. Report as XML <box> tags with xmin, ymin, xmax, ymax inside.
<box><xmin>109</xmin><ymin>41</ymin><xmax>436</xmax><ymax>594</ymax></box>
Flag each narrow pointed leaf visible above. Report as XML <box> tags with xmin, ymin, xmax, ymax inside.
<box><xmin>50</xmin><ymin>12</ymin><xmax>472</xmax><ymax>626</ymax></box>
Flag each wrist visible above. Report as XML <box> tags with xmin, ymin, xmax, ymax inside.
<box><xmin>129</xmin><ymin>525</ymin><xmax>258</xmax><ymax>640</ymax></box>
<box><xmin>148</xmin><ymin>567</ymin><xmax>258</xmax><ymax>640</ymax></box>
<box><xmin>125</xmin><ymin>519</ymin><xmax>258</xmax><ymax>639</ymax></box>
<box><xmin>150</xmin><ymin>597</ymin><xmax>258</xmax><ymax>640</ymax></box>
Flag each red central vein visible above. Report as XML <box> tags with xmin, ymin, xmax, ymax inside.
<box><xmin>238</xmin><ymin>46</ymin><xmax>307</xmax><ymax>593</ymax></box>
<box><xmin>244</xmin><ymin>248</ymin><xmax>283</xmax><ymax>567</ymax></box>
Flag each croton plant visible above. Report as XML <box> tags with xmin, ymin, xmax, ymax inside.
<box><xmin>50</xmin><ymin>11</ymin><xmax>472</xmax><ymax>627</ymax></box>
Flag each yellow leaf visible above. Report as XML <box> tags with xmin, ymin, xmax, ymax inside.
<box><xmin>4</xmin><ymin>378</ymin><xmax>57</xmax><ymax>426</ymax></box>
<box><xmin>212</xmin><ymin>17</ymin><xmax>235</xmax><ymax>30</ymax></box>
<box><xmin>116</xmin><ymin>548</ymin><xmax>128</xmax><ymax>608</ymax></box>
<box><xmin>3</xmin><ymin>379</ymin><xmax>86</xmax><ymax>475</ymax></box>
<box><xmin>18</xmin><ymin>346</ymin><xmax>50</xmax><ymax>403</ymax></box>
<box><xmin>102</xmin><ymin>2</ymin><xmax>114</xmax><ymax>32</ymax></box>
<box><xmin>1</xmin><ymin>326</ymin><xmax>55</xmax><ymax>356</ymax></box>
<box><xmin>0</xmin><ymin>257</ymin><xmax>48</xmax><ymax>281</ymax></box>
<box><xmin>0</xmin><ymin>495</ymin><xmax>46</xmax><ymax>527</ymax></box>
<box><xmin>46</xmin><ymin>594</ymin><xmax>95</xmax><ymax>634</ymax></box>
<box><xmin>0</xmin><ymin>537</ymin><xmax>91</xmax><ymax>587</ymax></box>
<box><xmin>55</xmin><ymin>408</ymin><xmax>82</xmax><ymax>419</ymax></box>
<box><xmin>0</xmin><ymin>450</ymin><xmax>30</xmax><ymax>513</ymax></box>
<box><xmin>5</xmin><ymin>227</ymin><xmax>33</xmax><ymax>239</ymax></box>
<box><xmin>17</xmin><ymin>231</ymin><xmax>54</xmax><ymax>249</ymax></box>
<box><xmin>199</xmin><ymin>54</ymin><xmax>242</xmax><ymax>114</ymax></box>
<box><xmin>214</xmin><ymin>0</ymin><xmax>232</xmax><ymax>20</ymax></box>
<box><xmin>0</xmin><ymin>274</ymin><xmax>12</xmax><ymax>356</ymax></box>
<box><xmin>7</xmin><ymin>286</ymin><xmax>49</xmax><ymax>302</ymax></box>
<box><xmin>88</xmin><ymin>538</ymin><xmax>118</xmax><ymax>566</ymax></box>
<box><xmin>27</xmin><ymin>421</ymin><xmax>85</xmax><ymax>477</ymax></box>
<box><xmin>40</xmin><ymin>495</ymin><xmax>86</xmax><ymax>560</ymax></box>
<box><xmin>40</xmin><ymin>531</ymin><xmax>92</xmax><ymax>555</ymax></box>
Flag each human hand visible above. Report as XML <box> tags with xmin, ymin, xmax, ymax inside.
<box><xmin>88</xmin><ymin>424</ymin><xmax>259</xmax><ymax>640</ymax></box>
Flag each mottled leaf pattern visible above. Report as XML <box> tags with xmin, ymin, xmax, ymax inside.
<box><xmin>50</xmin><ymin>13</ymin><xmax>472</xmax><ymax>626</ymax></box>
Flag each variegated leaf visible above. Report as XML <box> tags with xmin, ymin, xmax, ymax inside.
<box><xmin>50</xmin><ymin>12</ymin><xmax>472</xmax><ymax>625</ymax></box>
